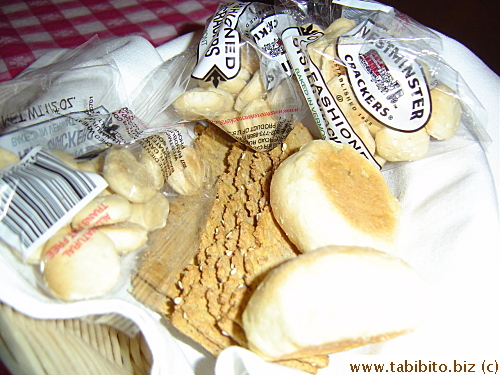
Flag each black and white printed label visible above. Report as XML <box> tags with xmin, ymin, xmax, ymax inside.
<box><xmin>250</xmin><ymin>14</ymin><xmax>295</xmax><ymax>77</ymax></box>
<box><xmin>0</xmin><ymin>106</ymin><xmax>146</xmax><ymax>159</ymax></box>
<box><xmin>282</xmin><ymin>26</ymin><xmax>379</xmax><ymax>167</ymax></box>
<box><xmin>0</xmin><ymin>147</ymin><xmax>107</xmax><ymax>259</ymax></box>
<box><xmin>0</xmin><ymin>109</ymin><xmax>97</xmax><ymax>160</ymax></box>
<box><xmin>337</xmin><ymin>20</ymin><xmax>431</xmax><ymax>132</ymax></box>
<box><xmin>192</xmin><ymin>2</ymin><xmax>249</xmax><ymax>85</ymax></box>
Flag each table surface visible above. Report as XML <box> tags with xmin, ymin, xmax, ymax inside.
<box><xmin>1</xmin><ymin>0</ymin><xmax>498</xmax><ymax>83</ymax></box>
<box><xmin>0</xmin><ymin>0</ymin><xmax>224</xmax><ymax>82</ymax></box>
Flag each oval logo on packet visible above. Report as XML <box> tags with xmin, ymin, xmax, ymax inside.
<box><xmin>337</xmin><ymin>19</ymin><xmax>431</xmax><ymax>132</ymax></box>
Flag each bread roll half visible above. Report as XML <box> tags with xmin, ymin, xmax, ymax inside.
<box><xmin>242</xmin><ymin>245</ymin><xmax>427</xmax><ymax>360</ymax></box>
<box><xmin>270</xmin><ymin>140</ymin><xmax>400</xmax><ymax>253</ymax></box>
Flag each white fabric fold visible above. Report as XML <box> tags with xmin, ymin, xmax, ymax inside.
<box><xmin>0</xmin><ymin>27</ymin><xmax>498</xmax><ymax>375</ymax></box>
<box><xmin>213</xmin><ymin>33</ymin><xmax>500</xmax><ymax>375</ymax></box>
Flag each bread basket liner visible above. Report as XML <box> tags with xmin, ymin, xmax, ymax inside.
<box><xmin>0</xmin><ymin>25</ymin><xmax>499</xmax><ymax>375</ymax></box>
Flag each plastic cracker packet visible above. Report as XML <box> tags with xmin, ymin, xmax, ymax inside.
<box><xmin>0</xmin><ymin>36</ymin><xmax>149</xmax><ymax>158</ymax></box>
<box><xmin>0</xmin><ymin>30</ymin><xmax>217</xmax><ymax>304</ymax></box>
<box><xmin>0</xmin><ymin>122</ymin><xmax>212</xmax><ymax>303</ymax></box>
<box><xmin>0</xmin><ymin>35</ymin><xmax>198</xmax><ymax>161</ymax></box>
<box><xmin>279</xmin><ymin>0</ymin><xmax>490</xmax><ymax>168</ymax></box>
<box><xmin>168</xmin><ymin>2</ymin><xmax>309</xmax><ymax>152</ymax></box>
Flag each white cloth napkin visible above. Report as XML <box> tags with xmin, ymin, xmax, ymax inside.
<box><xmin>0</xmin><ymin>28</ymin><xmax>498</xmax><ymax>375</ymax></box>
<box><xmin>213</xmin><ymin>32</ymin><xmax>500</xmax><ymax>374</ymax></box>
<box><xmin>19</xmin><ymin>35</ymin><xmax>166</xmax><ymax>100</ymax></box>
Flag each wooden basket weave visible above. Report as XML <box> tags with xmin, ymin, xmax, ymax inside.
<box><xmin>0</xmin><ymin>302</ymin><xmax>152</xmax><ymax>375</ymax></box>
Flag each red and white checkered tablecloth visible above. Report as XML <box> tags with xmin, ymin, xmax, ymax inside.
<box><xmin>0</xmin><ymin>0</ymin><xmax>227</xmax><ymax>82</ymax></box>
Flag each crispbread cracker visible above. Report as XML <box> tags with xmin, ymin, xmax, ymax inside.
<box><xmin>132</xmin><ymin>123</ymin><xmax>328</xmax><ymax>373</ymax></box>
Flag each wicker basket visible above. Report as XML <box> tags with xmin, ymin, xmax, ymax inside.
<box><xmin>0</xmin><ymin>302</ymin><xmax>152</xmax><ymax>375</ymax></box>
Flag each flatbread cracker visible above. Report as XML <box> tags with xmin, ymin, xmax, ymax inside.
<box><xmin>133</xmin><ymin>123</ymin><xmax>328</xmax><ymax>373</ymax></box>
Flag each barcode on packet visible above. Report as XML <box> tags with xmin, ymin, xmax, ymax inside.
<box><xmin>0</xmin><ymin>147</ymin><xmax>108</xmax><ymax>259</ymax></box>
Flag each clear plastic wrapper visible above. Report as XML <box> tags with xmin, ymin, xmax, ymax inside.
<box><xmin>0</xmin><ymin>36</ymin><xmax>145</xmax><ymax>157</ymax></box>
<box><xmin>0</xmin><ymin>35</ymin><xmax>198</xmax><ymax>159</ymax></box>
<box><xmin>0</xmin><ymin>35</ymin><xmax>214</xmax><ymax>303</ymax></box>
<box><xmin>166</xmin><ymin>2</ymin><xmax>309</xmax><ymax>152</ymax></box>
<box><xmin>0</xmin><ymin>124</ymin><xmax>212</xmax><ymax>302</ymax></box>
<box><xmin>278</xmin><ymin>0</ymin><xmax>490</xmax><ymax>168</ymax></box>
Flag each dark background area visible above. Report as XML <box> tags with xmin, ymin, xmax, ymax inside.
<box><xmin>0</xmin><ymin>361</ymin><xmax>8</xmax><ymax>375</ymax></box>
<box><xmin>375</xmin><ymin>0</ymin><xmax>499</xmax><ymax>74</ymax></box>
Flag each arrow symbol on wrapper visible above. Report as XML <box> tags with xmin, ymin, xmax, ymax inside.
<box><xmin>300</xmin><ymin>24</ymin><xmax>316</xmax><ymax>35</ymax></box>
<box><xmin>198</xmin><ymin>66</ymin><xmax>228</xmax><ymax>88</ymax></box>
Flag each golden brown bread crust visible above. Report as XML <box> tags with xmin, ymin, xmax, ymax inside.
<box><xmin>270</xmin><ymin>140</ymin><xmax>400</xmax><ymax>253</ymax></box>
<box><xmin>314</xmin><ymin>141</ymin><xmax>397</xmax><ymax>238</ymax></box>
<box><xmin>270</xmin><ymin>330</ymin><xmax>411</xmax><ymax>362</ymax></box>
